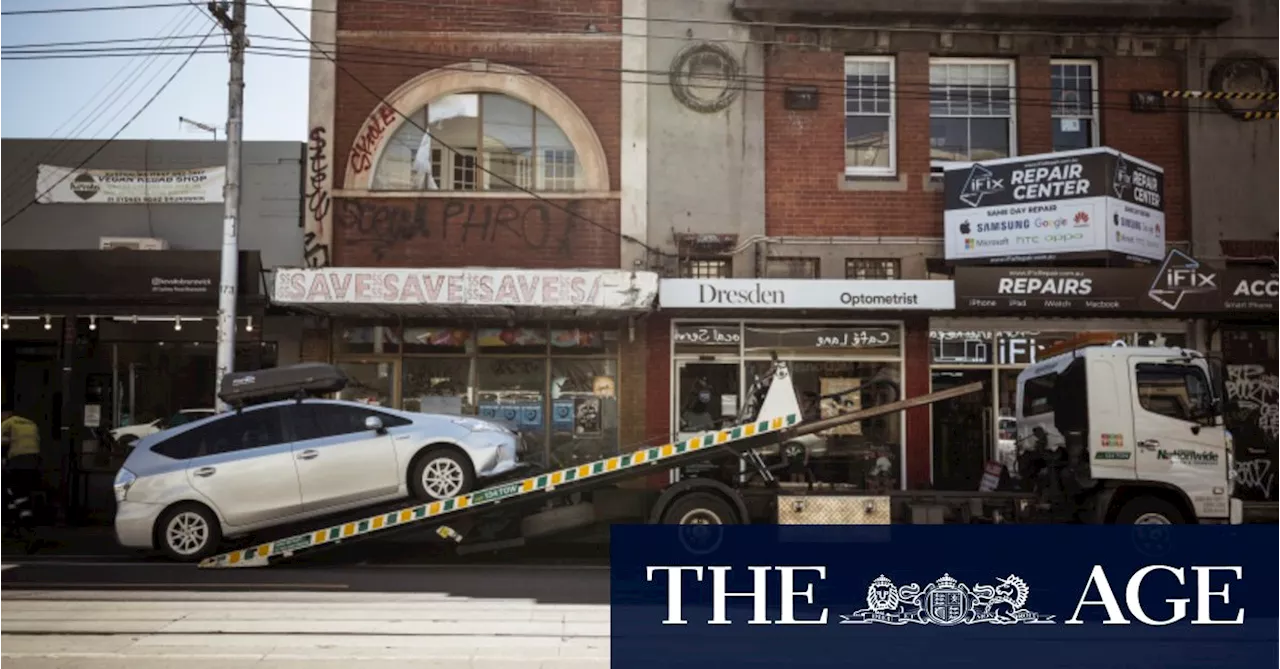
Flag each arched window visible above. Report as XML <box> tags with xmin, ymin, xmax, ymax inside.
<box><xmin>371</xmin><ymin>92</ymin><xmax>584</xmax><ymax>193</ymax></box>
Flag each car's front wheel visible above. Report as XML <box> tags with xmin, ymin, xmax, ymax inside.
<box><xmin>156</xmin><ymin>503</ymin><xmax>222</xmax><ymax>562</ymax></box>
<box><xmin>410</xmin><ymin>448</ymin><xmax>476</xmax><ymax>501</ymax></box>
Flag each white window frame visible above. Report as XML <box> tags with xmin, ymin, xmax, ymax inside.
<box><xmin>928</xmin><ymin>57</ymin><xmax>1018</xmax><ymax>174</ymax></box>
<box><xmin>844</xmin><ymin>55</ymin><xmax>897</xmax><ymax>177</ymax></box>
<box><xmin>1050</xmin><ymin>58</ymin><xmax>1101</xmax><ymax>150</ymax></box>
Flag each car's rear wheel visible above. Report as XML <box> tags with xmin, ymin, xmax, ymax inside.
<box><xmin>410</xmin><ymin>448</ymin><xmax>475</xmax><ymax>501</ymax></box>
<box><xmin>156</xmin><ymin>503</ymin><xmax>221</xmax><ymax>562</ymax></box>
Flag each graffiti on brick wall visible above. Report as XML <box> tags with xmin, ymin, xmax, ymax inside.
<box><xmin>337</xmin><ymin>199</ymin><xmax>580</xmax><ymax>261</ymax></box>
<box><xmin>304</xmin><ymin>126</ymin><xmax>332</xmax><ymax>267</ymax></box>
<box><xmin>1225</xmin><ymin>363</ymin><xmax>1279</xmax><ymax>500</ymax></box>
<box><xmin>349</xmin><ymin>104</ymin><xmax>398</xmax><ymax>175</ymax></box>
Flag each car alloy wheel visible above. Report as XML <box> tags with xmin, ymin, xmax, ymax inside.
<box><xmin>166</xmin><ymin>511</ymin><xmax>211</xmax><ymax>557</ymax></box>
<box><xmin>422</xmin><ymin>458</ymin><xmax>466</xmax><ymax>499</ymax></box>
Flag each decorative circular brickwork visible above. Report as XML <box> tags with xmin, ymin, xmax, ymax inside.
<box><xmin>669</xmin><ymin>42</ymin><xmax>743</xmax><ymax>114</ymax></box>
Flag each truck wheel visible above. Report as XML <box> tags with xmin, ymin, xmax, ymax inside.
<box><xmin>1113</xmin><ymin>496</ymin><xmax>1185</xmax><ymax>525</ymax></box>
<box><xmin>660</xmin><ymin>492</ymin><xmax>739</xmax><ymax>525</ymax></box>
<box><xmin>410</xmin><ymin>448</ymin><xmax>475</xmax><ymax>501</ymax></box>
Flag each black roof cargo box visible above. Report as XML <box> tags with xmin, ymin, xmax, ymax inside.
<box><xmin>219</xmin><ymin>363</ymin><xmax>348</xmax><ymax>407</ymax></box>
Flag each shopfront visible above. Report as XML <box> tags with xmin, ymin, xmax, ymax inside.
<box><xmin>1</xmin><ymin>249</ymin><xmax>272</xmax><ymax>520</ymax></box>
<box><xmin>273</xmin><ymin>267</ymin><xmax>659</xmax><ymax>471</ymax></box>
<box><xmin>657</xmin><ymin>278</ymin><xmax>955</xmax><ymax>490</ymax></box>
<box><xmin>947</xmin><ymin>254</ymin><xmax>1278</xmax><ymax>492</ymax></box>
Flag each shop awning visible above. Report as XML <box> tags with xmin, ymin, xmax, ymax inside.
<box><xmin>1</xmin><ymin>249</ymin><xmax>266</xmax><ymax>317</ymax></box>
<box><xmin>270</xmin><ymin>267</ymin><xmax>660</xmax><ymax>319</ymax></box>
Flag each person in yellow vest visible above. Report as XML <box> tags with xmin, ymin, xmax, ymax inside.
<box><xmin>1</xmin><ymin>406</ymin><xmax>41</xmax><ymax>537</ymax></box>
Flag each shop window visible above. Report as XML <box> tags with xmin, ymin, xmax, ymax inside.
<box><xmin>845</xmin><ymin>258</ymin><xmax>900</xmax><ymax>280</ymax></box>
<box><xmin>550</xmin><ymin>359</ymin><xmax>619</xmax><ymax>466</ymax></box>
<box><xmin>477</xmin><ymin>326</ymin><xmax>549</xmax><ymax>355</ymax></box>
<box><xmin>335</xmin><ymin>361</ymin><xmax>396</xmax><ymax>407</ymax></box>
<box><xmin>550</xmin><ymin>327</ymin><xmax>618</xmax><ymax>355</ymax></box>
<box><xmin>764</xmin><ymin>257</ymin><xmax>819</xmax><ymax>279</ymax></box>
<box><xmin>673</xmin><ymin>323</ymin><xmax>742</xmax><ymax>356</ymax></box>
<box><xmin>1136</xmin><ymin>363</ymin><xmax>1213</xmax><ymax>422</ymax></box>
<box><xmin>334</xmin><ymin>322</ymin><xmax>400</xmax><ymax>355</ymax></box>
<box><xmin>681</xmin><ymin>258</ymin><xmax>731</xmax><ymax>278</ymax></box>
<box><xmin>748</xmin><ymin>359</ymin><xmax>902</xmax><ymax>489</ymax></box>
<box><xmin>477</xmin><ymin>357</ymin><xmax>547</xmax><ymax>440</ymax></box>
<box><xmin>930</xmin><ymin>330</ymin><xmax>994</xmax><ymax>365</ymax></box>
<box><xmin>844</xmin><ymin>55</ymin><xmax>896</xmax><ymax>176</ymax></box>
<box><xmin>1020</xmin><ymin>371</ymin><xmax>1058</xmax><ymax>417</ymax></box>
<box><xmin>929</xmin><ymin>58</ymin><xmax>1016</xmax><ymax>173</ymax></box>
<box><xmin>402</xmin><ymin>358</ymin><xmax>473</xmax><ymax>415</ymax></box>
<box><xmin>743</xmin><ymin>325</ymin><xmax>901</xmax><ymax>359</ymax></box>
<box><xmin>403</xmin><ymin>327</ymin><xmax>471</xmax><ymax>354</ymax></box>
<box><xmin>1051</xmin><ymin>59</ymin><xmax>1099</xmax><ymax>152</ymax></box>
<box><xmin>371</xmin><ymin>93</ymin><xmax>583</xmax><ymax>192</ymax></box>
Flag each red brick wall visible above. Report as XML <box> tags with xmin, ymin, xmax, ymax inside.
<box><xmin>338</xmin><ymin>0</ymin><xmax>622</xmax><ymax>34</ymax></box>
<box><xmin>331</xmin><ymin>197</ymin><xmax>620</xmax><ymax>268</ymax></box>
<box><xmin>764</xmin><ymin>49</ymin><xmax>1188</xmax><ymax>242</ymax></box>
<box><xmin>333</xmin><ymin>37</ymin><xmax>621</xmax><ymax>193</ymax></box>
<box><xmin>642</xmin><ymin>314</ymin><xmax>674</xmax><ymax>488</ymax></box>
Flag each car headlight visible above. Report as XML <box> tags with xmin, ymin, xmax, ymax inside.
<box><xmin>451</xmin><ymin>417</ymin><xmax>510</xmax><ymax>434</ymax></box>
<box><xmin>113</xmin><ymin>468</ymin><xmax>137</xmax><ymax>503</ymax></box>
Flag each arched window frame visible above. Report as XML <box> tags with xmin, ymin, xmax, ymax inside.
<box><xmin>343</xmin><ymin>63</ymin><xmax>610</xmax><ymax>194</ymax></box>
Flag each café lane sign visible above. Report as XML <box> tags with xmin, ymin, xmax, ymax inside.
<box><xmin>954</xmin><ymin>250</ymin><xmax>1277</xmax><ymax>314</ymax></box>
<box><xmin>659</xmin><ymin>279</ymin><xmax>955</xmax><ymax>310</ymax></box>
<box><xmin>943</xmin><ymin>147</ymin><xmax>1166</xmax><ymax>264</ymax></box>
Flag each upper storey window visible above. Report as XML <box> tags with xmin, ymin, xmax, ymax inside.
<box><xmin>371</xmin><ymin>93</ymin><xmax>584</xmax><ymax>192</ymax></box>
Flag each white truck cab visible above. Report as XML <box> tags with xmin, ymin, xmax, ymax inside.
<box><xmin>1015</xmin><ymin>333</ymin><xmax>1242</xmax><ymax>525</ymax></box>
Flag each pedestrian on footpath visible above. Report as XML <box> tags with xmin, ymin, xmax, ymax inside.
<box><xmin>3</xmin><ymin>403</ymin><xmax>49</xmax><ymax>551</ymax></box>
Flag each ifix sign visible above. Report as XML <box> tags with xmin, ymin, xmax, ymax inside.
<box><xmin>273</xmin><ymin>268</ymin><xmax>659</xmax><ymax>309</ymax></box>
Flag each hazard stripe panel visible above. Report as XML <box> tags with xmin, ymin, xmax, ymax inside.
<box><xmin>1161</xmin><ymin>90</ymin><xmax>1280</xmax><ymax>100</ymax></box>
<box><xmin>200</xmin><ymin>412</ymin><xmax>800</xmax><ymax>568</ymax></box>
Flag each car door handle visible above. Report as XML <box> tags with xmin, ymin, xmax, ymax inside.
<box><xmin>194</xmin><ymin>467</ymin><xmax>216</xmax><ymax>477</ymax></box>
<box><xmin>297</xmin><ymin>449</ymin><xmax>319</xmax><ymax>460</ymax></box>
<box><xmin>1138</xmin><ymin>439</ymin><xmax>1159</xmax><ymax>450</ymax></box>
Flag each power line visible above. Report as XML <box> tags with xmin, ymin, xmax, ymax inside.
<box><xmin>8</xmin><ymin>39</ymin><xmax>1257</xmax><ymax>120</ymax></box>
<box><xmin>260</xmin><ymin>0</ymin><xmax>674</xmax><ymax>260</ymax></box>
<box><xmin>1</xmin><ymin>33</ymin><xmax>213</xmax><ymax>49</ymax></box>
<box><xmin>2</xmin><ymin>0</ymin><xmax>1276</xmax><ymax>42</ymax></box>
<box><xmin>0</xmin><ymin>8</ymin><xmax>211</xmax><ymax>211</ymax></box>
<box><xmin>2</xmin><ymin>26</ymin><xmax>220</xmax><ymax>227</ymax></box>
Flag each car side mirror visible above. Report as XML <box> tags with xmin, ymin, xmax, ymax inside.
<box><xmin>365</xmin><ymin>415</ymin><xmax>386</xmax><ymax>434</ymax></box>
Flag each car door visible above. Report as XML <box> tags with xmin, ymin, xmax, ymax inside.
<box><xmin>283</xmin><ymin>402</ymin><xmax>403</xmax><ymax>512</ymax></box>
<box><xmin>183</xmin><ymin>405</ymin><xmax>304</xmax><ymax>527</ymax></box>
<box><xmin>1130</xmin><ymin>361</ymin><xmax>1229</xmax><ymax>511</ymax></box>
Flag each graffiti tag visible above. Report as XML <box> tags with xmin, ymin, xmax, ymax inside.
<box><xmin>303</xmin><ymin>126</ymin><xmax>333</xmax><ymax>268</ymax></box>
<box><xmin>1234</xmin><ymin>459</ymin><xmax>1274</xmax><ymax>500</ymax></box>
<box><xmin>1225</xmin><ymin>364</ymin><xmax>1279</xmax><ymax>441</ymax></box>
<box><xmin>349</xmin><ymin>104</ymin><xmax>398</xmax><ymax>174</ymax></box>
<box><xmin>336</xmin><ymin>199</ymin><xmax>578</xmax><ymax>261</ymax></box>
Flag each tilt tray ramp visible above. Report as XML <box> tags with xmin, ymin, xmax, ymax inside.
<box><xmin>200</xmin><ymin>363</ymin><xmax>983</xmax><ymax>568</ymax></box>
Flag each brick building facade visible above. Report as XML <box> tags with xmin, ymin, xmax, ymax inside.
<box><xmin>293</xmin><ymin>0</ymin><xmax>658</xmax><ymax>476</ymax></box>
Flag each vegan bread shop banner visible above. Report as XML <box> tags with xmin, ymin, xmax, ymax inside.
<box><xmin>273</xmin><ymin>268</ymin><xmax>659</xmax><ymax>310</ymax></box>
<box><xmin>1</xmin><ymin>250</ymin><xmax>263</xmax><ymax>310</ymax></box>
<box><xmin>36</xmin><ymin>164</ymin><xmax>226</xmax><ymax>204</ymax></box>
<box><xmin>943</xmin><ymin>147</ymin><xmax>1165</xmax><ymax>264</ymax></box>
<box><xmin>954</xmin><ymin>250</ymin><xmax>1277</xmax><ymax>314</ymax></box>
<box><xmin>659</xmin><ymin>279</ymin><xmax>955</xmax><ymax>310</ymax></box>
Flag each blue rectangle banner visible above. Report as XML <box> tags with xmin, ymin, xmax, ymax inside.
<box><xmin>610</xmin><ymin>525</ymin><xmax>1278</xmax><ymax>669</ymax></box>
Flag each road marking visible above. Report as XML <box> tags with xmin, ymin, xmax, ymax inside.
<box><xmin>3</xmin><ymin>582</ymin><xmax>350</xmax><ymax>590</ymax></box>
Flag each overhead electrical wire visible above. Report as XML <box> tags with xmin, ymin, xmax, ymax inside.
<box><xmin>2</xmin><ymin>26</ymin><xmax>221</xmax><ymax>228</ymax></box>
<box><xmin>0</xmin><ymin>8</ymin><xmax>215</xmax><ymax>211</ymax></box>
<box><xmin>4</xmin><ymin>39</ymin><xmax>1259</xmax><ymax>119</ymax></box>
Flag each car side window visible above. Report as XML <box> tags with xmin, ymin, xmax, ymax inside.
<box><xmin>152</xmin><ymin>426</ymin><xmax>207</xmax><ymax>460</ymax></box>
<box><xmin>200</xmin><ymin>406</ymin><xmax>289</xmax><ymax>456</ymax></box>
<box><xmin>290</xmin><ymin>404</ymin><xmax>410</xmax><ymax>441</ymax></box>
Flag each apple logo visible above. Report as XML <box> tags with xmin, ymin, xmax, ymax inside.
<box><xmin>959</xmin><ymin>221</ymin><xmax>971</xmax><ymax>235</ymax></box>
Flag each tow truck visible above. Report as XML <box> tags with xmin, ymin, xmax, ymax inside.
<box><xmin>198</xmin><ymin>333</ymin><xmax>1242</xmax><ymax>568</ymax></box>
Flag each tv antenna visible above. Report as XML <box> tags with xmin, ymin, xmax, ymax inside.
<box><xmin>179</xmin><ymin>116</ymin><xmax>221</xmax><ymax>140</ymax></box>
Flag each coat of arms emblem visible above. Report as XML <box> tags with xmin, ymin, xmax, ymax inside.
<box><xmin>841</xmin><ymin>573</ymin><xmax>1056</xmax><ymax>626</ymax></box>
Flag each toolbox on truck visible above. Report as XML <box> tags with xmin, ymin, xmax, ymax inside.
<box><xmin>219</xmin><ymin>363</ymin><xmax>349</xmax><ymax>407</ymax></box>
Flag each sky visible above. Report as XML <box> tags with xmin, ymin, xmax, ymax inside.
<box><xmin>1</xmin><ymin>0</ymin><xmax>312</xmax><ymax>142</ymax></box>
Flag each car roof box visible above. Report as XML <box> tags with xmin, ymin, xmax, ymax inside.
<box><xmin>219</xmin><ymin>363</ymin><xmax>348</xmax><ymax>407</ymax></box>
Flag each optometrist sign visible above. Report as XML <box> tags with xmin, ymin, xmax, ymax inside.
<box><xmin>943</xmin><ymin>147</ymin><xmax>1165</xmax><ymax>263</ymax></box>
<box><xmin>659</xmin><ymin>279</ymin><xmax>955</xmax><ymax>310</ymax></box>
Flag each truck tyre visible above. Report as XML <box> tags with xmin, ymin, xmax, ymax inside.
<box><xmin>410</xmin><ymin>448</ymin><xmax>475</xmax><ymax>501</ymax></box>
<box><xmin>1113</xmin><ymin>496</ymin><xmax>1185</xmax><ymax>525</ymax></box>
<box><xmin>660</xmin><ymin>491</ymin><xmax>739</xmax><ymax>525</ymax></box>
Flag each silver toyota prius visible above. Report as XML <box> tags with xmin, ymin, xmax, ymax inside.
<box><xmin>113</xmin><ymin>398</ymin><xmax>523</xmax><ymax>562</ymax></box>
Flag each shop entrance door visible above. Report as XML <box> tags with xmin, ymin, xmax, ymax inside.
<box><xmin>931</xmin><ymin>369</ymin><xmax>994</xmax><ymax>490</ymax></box>
<box><xmin>674</xmin><ymin>362</ymin><xmax>740</xmax><ymax>440</ymax></box>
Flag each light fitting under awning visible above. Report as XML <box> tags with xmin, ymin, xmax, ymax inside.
<box><xmin>271</xmin><ymin>267</ymin><xmax>660</xmax><ymax>319</ymax></box>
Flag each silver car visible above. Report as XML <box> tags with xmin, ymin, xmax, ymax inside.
<box><xmin>113</xmin><ymin>399</ymin><xmax>523</xmax><ymax>562</ymax></box>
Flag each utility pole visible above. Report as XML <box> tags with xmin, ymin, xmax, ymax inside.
<box><xmin>209</xmin><ymin>0</ymin><xmax>246</xmax><ymax>413</ymax></box>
